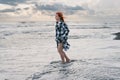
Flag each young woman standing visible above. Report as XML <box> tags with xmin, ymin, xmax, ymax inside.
<box><xmin>55</xmin><ymin>12</ymin><xmax>70</xmax><ymax>64</ymax></box>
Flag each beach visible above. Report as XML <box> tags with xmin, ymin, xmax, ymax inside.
<box><xmin>0</xmin><ymin>21</ymin><xmax>120</xmax><ymax>80</ymax></box>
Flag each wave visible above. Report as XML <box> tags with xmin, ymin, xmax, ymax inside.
<box><xmin>26</xmin><ymin>59</ymin><xmax>120</xmax><ymax>80</ymax></box>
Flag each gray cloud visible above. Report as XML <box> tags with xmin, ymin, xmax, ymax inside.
<box><xmin>35</xmin><ymin>3</ymin><xmax>85</xmax><ymax>15</ymax></box>
<box><xmin>0</xmin><ymin>9</ymin><xmax>15</xmax><ymax>13</ymax></box>
<box><xmin>15</xmin><ymin>8</ymin><xmax>21</xmax><ymax>11</ymax></box>
<box><xmin>0</xmin><ymin>1</ymin><xmax>95</xmax><ymax>17</ymax></box>
<box><xmin>88</xmin><ymin>9</ymin><xmax>95</xmax><ymax>15</ymax></box>
<box><xmin>0</xmin><ymin>0</ymin><xmax>28</xmax><ymax>5</ymax></box>
<box><xmin>24</xmin><ymin>7</ymin><xmax>29</xmax><ymax>10</ymax></box>
<box><xmin>0</xmin><ymin>7</ymin><xmax>30</xmax><ymax>13</ymax></box>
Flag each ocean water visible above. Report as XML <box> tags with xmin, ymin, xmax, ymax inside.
<box><xmin>0</xmin><ymin>21</ymin><xmax>120</xmax><ymax>80</ymax></box>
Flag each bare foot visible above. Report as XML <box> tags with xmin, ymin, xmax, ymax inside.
<box><xmin>66</xmin><ymin>59</ymin><xmax>70</xmax><ymax>63</ymax></box>
<box><xmin>61</xmin><ymin>61</ymin><xmax>65</xmax><ymax>64</ymax></box>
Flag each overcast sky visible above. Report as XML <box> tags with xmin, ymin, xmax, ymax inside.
<box><xmin>0</xmin><ymin>0</ymin><xmax>120</xmax><ymax>21</ymax></box>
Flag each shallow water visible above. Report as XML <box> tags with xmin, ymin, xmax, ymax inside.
<box><xmin>0</xmin><ymin>21</ymin><xmax>120</xmax><ymax>80</ymax></box>
<box><xmin>26</xmin><ymin>58</ymin><xmax>120</xmax><ymax>80</ymax></box>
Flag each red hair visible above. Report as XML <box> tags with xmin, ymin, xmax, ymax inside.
<box><xmin>56</xmin><ymin>12</ymin><xmax>65</xmax><ymax>22</ymax></box>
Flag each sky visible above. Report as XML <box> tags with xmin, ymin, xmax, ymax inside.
<box><xmin>0</xmin><ymin>0</ymin><xmax>120</xmax><ymax>21</ymax></box>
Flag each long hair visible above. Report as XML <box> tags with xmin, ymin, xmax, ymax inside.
<box><xmin>56</xmin><ymin>12</ymin><xmax>65</xmax><ymax>22</ymax></box>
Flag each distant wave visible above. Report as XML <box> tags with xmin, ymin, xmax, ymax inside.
<box><xmin>0</xmin><ymin>22</ymin><xmax>119</xmax><ymax>40</ymax></box>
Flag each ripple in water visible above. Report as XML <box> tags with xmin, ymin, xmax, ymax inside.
<box><xmin>26</xmin><ymin>59</ymin><xmax>120</xmax><ymax>80</ymax></box>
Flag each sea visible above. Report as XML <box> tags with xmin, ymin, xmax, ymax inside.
<box><xmin>0</xmin><ymin>20</ymin><xmax>120</xmax><ymax>80</ymax></box>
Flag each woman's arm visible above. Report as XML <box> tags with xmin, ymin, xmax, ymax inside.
<box><xmin>63</xmin><ymin>23</ymin><xmax>69</xmax><ymax>36</ymax></box>
<box><xmin>59</xmin><ymin>22</ymin><xmax>69</xmax><ymax>41</ymax></box>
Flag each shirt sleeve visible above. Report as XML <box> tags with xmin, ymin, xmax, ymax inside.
<box><xmin>59</xmin><ymin>22</ymin><xmax>69</xmax><ymax>41</ymax></box>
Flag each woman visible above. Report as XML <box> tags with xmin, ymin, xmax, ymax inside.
<box><xmin>55</xmin><ymin>12</ymin><xmax>70</xmax><ymax>64</ymax></box>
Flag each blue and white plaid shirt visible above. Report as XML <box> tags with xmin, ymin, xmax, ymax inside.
<box><xmin>55</xmin><ymin>21</ymin><xmax>70</xmax><ymax>51</ymax></box>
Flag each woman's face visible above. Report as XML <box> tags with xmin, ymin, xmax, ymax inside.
<box><xmin>55</xmin><ymin>14</ymin><xmax>60</xmax><ymax>21</ymax></box>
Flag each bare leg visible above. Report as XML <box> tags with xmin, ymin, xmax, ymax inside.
<box><xmin>57</xmin><ymin>43</ymin><xmax>70</xmax><ymax>63</ymax></box>
<box><xmin>57</xmin><ymin>43</ymin><xmax>65</xmax><ymax>63</ymax></box>
<box><xmin>62</xmin><ymin>51</ymin><xmax>70</xmax><ymax>63</ymax></box>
